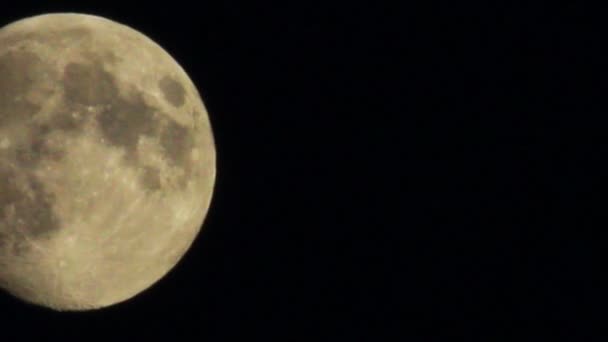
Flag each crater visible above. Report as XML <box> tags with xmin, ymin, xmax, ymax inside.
<box><xmin>0</xmin><ymin>166</ymin><xmax>61</xmax><ymax>245</ymax></box>
<box><xmin>158</xmin><ymin>76</ymin><xmax>186</xmax><ymax>107</ymax></box>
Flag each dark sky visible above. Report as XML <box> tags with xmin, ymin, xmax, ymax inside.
<box><xmin>1</xmin><ymin>1</ymin><xmax>603</xmax><ymax>339</ymax></box>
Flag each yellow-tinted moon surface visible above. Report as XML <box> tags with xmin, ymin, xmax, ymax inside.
<box><xmin>0</xmin><ymin>13</ymin><xmax>216</xmax><ymax>311</ymax></box>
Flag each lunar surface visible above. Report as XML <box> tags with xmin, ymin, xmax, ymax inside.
<box><xmin>0</xmin><ymin>13</ymin><xmax>216</xmax><ymax>310</ymax></box>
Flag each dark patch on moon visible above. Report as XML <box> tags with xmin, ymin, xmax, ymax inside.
<box><xmin>0</xmin><ymin>50</ymin><xmax>44</xmax><ymax>125</ymax></box>
<box><xmin>0</xmin><ymin>231</ymin><xmax>7</xmax><ymax>249</ymax></box>
<box><xmin>158</xmin><ymin>76</ymin><xmax>186</xmax><ymax>107</ymax></box>
<box><xmin>140</xmin><ymin>167</ymin><xmax>162</xmax><ymax>191</ymax></box>
<box><xmin>96</xmin><ymin>93</ymin><xmax>159</xmax><ymax>158</ymax></box>
<box><xmin>60</xmin><ymin>59</ymin><xmax>195</xmax><ymax>193</ymax></box>
<box><xmin>15</xmin><ymin>137</ymin><xmax>55</xmax><ymax>167</ymax></box>
<box><xmin>19</xmin><ymin>176</ymin><xmax>59</xmax><ymax>238</ymax></box>
<box><xmin>61</xmin><ymin>60</ymin><xmax>161</xmax><ymax>164</ymax></box>
<box><xmin>14</xmin><ymin>124</ymin><xmax>64</xmax><ymax>167</ymax></box>
<box><xmin>50</xmin><ymin>56</ymin><xmax>195</xmax><ymax>193</ymax></box>
<box><xmin>160</xmin><ymin>120</ymin><xmax>193</xmax><ymax>167</ymax></box>
<box><xmin>191</xmin><ymin>109</ymin><xmax>203</xmax><ymax>128</ymax></box>
<box><xmin>49</xmin><ymin>111</ymin><xmax>85</xmax><ymax>132</ymax></box>
<box><xmin>158</xmin><ymin>120</ymin><xmax>196</xmax><ymax>190</ymax></box>
<box><xmin>51</xmin><ymin>106</ymin><xmax>88</xmax><ymax>133</ymax></box>
<box><xmin>0</xmin><ymin>165</ymin><xmax>61</xmax><ymax>249</ymax></box>
<box><xmin>0</xmin><ymin>101</ymin><xmax>39</xmax><ymax>127</ymax></box>
<box><xmin>63</xmin><ymin>62</ymin><xmax>119</xmax><ymax>106</ymax></box>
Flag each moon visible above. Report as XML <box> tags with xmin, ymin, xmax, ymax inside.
<box><xmin>0</xmin><ymin>13</ymin><xmax>216</xmax><ymax>310</ymax></box>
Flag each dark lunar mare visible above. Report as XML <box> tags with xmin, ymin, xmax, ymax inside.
<box><xmin>0</xmin><ymin>46</ymin><xmax>63</xmax><ymax>250</ymax></box>
<box><xmin>0</xmin><ymin>165</ymin><xmax>61</xmax><ymax>253</ymax></box>
<box><xmin>158</xmin><ymin>76</ymin><xmax>186</xmax><ymax>107</ymax></box>
<box><xmin>0</xmin><ymin>29</ymin><xmax>198</xmax><ymax>255</ymax></box>
<box><xmin>61</xmin><ymin>60</ymin><xmax>195</xmax><ymax>191</ymax></box>
<box><xmin>0</xmin><ymin>50</ymin><xmax>44</xmax><ymax>126</ymax></box>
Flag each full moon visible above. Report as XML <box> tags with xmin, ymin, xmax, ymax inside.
<box><xmin>0</xmin><ymin>13</ymin><xmax>216</xmax><ymax>310</ymax></box>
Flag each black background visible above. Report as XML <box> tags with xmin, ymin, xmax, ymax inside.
<box><xmin>0</xmin><ymin>1</ymin><xmax>604</xmax><ymax>340</ymax></box>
